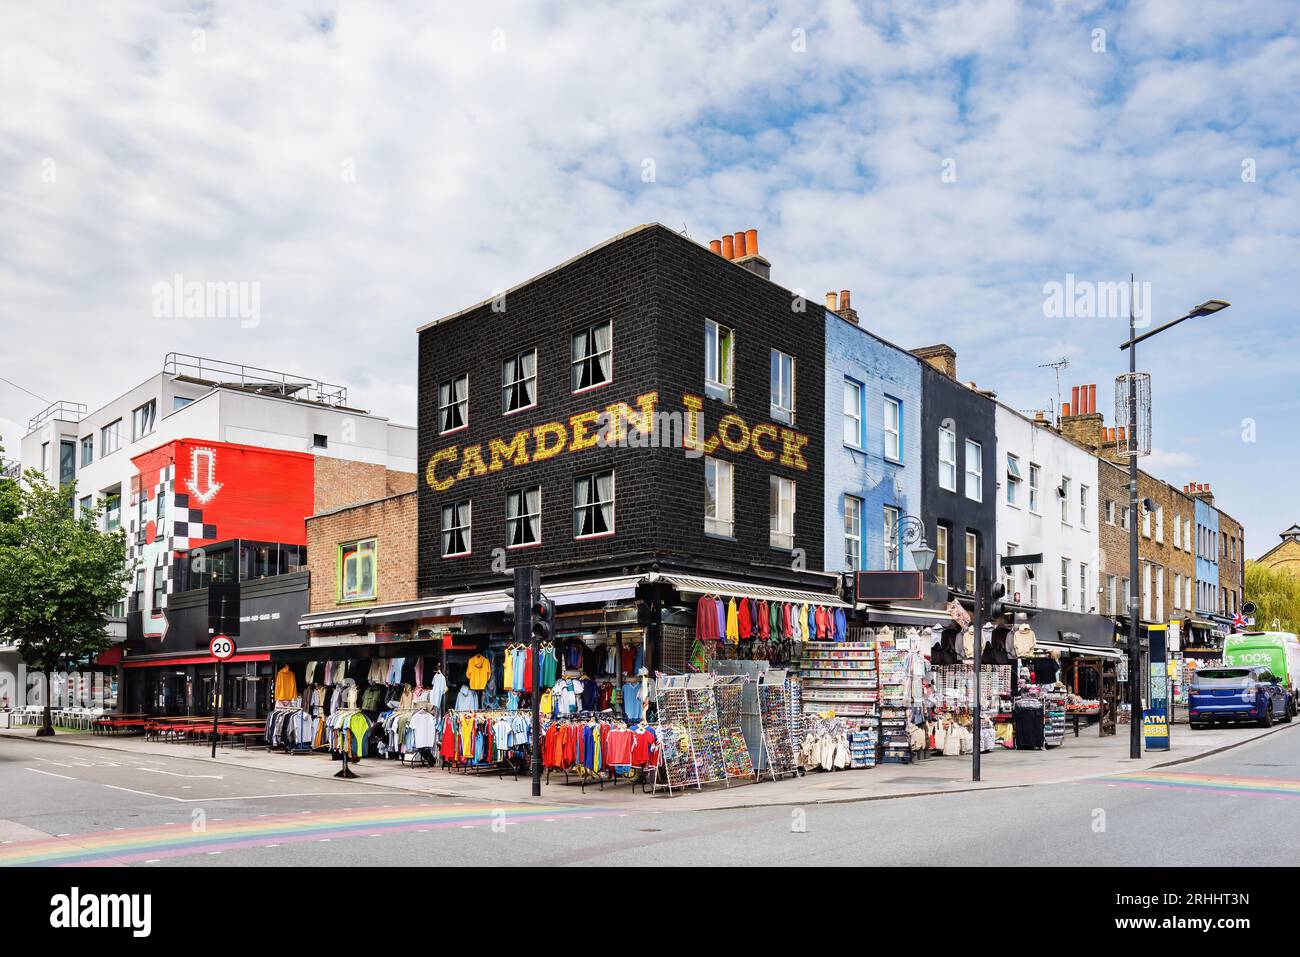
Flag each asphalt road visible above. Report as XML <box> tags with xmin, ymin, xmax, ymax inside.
<box><xmin>2</xmin><ymin>727</ymin><xmax>1298</xmax><ymax>866</ymax></box>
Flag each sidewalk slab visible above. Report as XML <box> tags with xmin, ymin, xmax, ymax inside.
<box><xmin>2</xmin><ymin>721</ymin><xmax>1290</xmax><ymax>812</ymax></box>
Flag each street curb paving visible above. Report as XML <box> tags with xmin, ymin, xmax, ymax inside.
<box><xmin>1145</xmin><ymin>720</ymin><xmax>1295</xmax><ymax>771</ymax></box>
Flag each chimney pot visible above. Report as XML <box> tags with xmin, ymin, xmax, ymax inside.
<box><xmin>1071</xmin><ymin>386</ymin><xmax>1080</xmax><ymax>413</ymax></box>
<box><xmin>733</xmin><ymin>231</ymin><xmax>747</xmax><ymax>258</ymax></box>
<box><xmin>1118</xmin><ymin>426</ymin><xmax>1126</xmax><ymax>442</ymax></box>
<box><xmin>840</xmin><ymin>290</ymin><xmax>851</xmax><ymax>310</ymax></box>
<box><xmin>721</xmin><ymin>235</ymin><xmax>734</xmax><ymax>259</ymax></box>
<box><xmin>1062</xmin><ymin>402</ymin><xmax>1071</xmax><ymax>417</ymax></box>
<box><xmin>745</xmin><ymin>228</ymin><xmax>758</xmax><ymax>256</ymax></box>
<box><xmin>1089</xmin><ymin>384</ymin><xmax>1098</xmax><ymax>415</ymax></box>
<box><xmin>825</xmin><ymin>291</ymin><xmax>839</xmax><ymax>311</ymax></box>
<box><xmin>709</xmin><ymin>239</ymin><xmax>722</xmax><ymax>256</ymax></box>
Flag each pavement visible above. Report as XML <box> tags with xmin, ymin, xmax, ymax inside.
<box><xmin>2</xmin><ymin>721</ymin><xmax>1299</xmax><ymax>866</ymax></box>
<box><xmin>1</xmin><ymin>716</ymin><xmax>1291</xmax><ymax>811</ymax></box>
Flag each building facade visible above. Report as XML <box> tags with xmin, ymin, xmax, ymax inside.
<box><xmin>822</xmin><ymin>299</ymin><xmax>923</xmax><ymax>577</ymax></box>
<box><xmin>914</xmin><ymin>349</ymin><xmax>997</xmax><ymax>596</ymax></box>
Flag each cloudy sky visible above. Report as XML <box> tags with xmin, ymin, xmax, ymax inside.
<box><xmin>1</xmin><ymin>0</ymin><xmax>1296</xmax><ymax>555</ymax></box>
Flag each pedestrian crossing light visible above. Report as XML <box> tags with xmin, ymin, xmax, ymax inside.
<box><xmin>988</xmin><ymin>582</ymin><xmax>1008</xmax><ymax>623</ymax></box>
<box><xmin>532</xmin><ymin>596</ymin><xmax>555</xmax><ymax>645</ymax></box>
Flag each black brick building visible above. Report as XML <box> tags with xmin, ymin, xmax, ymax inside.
<box><xmin>416</xmin><ymin>223</ymin><xmax>830</xmax><ymax>598</ymax></box>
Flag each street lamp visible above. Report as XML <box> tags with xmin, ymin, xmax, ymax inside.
<box><xmin>1119</xmin><ymin>284</ymin><xmax>1230</xmax><ymax>760</ymax></box>
<box><xmin>898</xmin><ymin>515</ymin><xmax>935</xmax><ymax>574</ymax></box>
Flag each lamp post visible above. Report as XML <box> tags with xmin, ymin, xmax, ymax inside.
<box><xmin>898</xmin><ymin>515</ymin><xmax>936</xmax><ymax>576</ymax></box>
<box><xmin>1120</xmin><ymin>287</ymin><xmax>1229</xmax><ymax>759</ymax></box>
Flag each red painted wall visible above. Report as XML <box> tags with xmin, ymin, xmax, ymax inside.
<box><xmin>174</xmin><ymin>439</ymin><xmax>315</xmax><ymax>547</ymax></box>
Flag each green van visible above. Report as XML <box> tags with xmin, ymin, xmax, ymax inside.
<box><xmin>1222</xmin><ymin>631</ymin><xmax>1300</xmax><ymax>712</ymax></box>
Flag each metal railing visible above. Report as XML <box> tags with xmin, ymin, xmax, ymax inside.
<box><xmin>163</xmin><ymin>353</ymin><xmax>349</xmax><ymax>407</ymax></box>
<box><xmin>26</xmin><ymin>400</ymin><xmax>88</xmax><ymax>434</ymax></box>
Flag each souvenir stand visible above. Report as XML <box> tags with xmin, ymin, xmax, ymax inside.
<box><xmin>877</xmin><ymin>631</ymin><xmax>911</xmax><ymax>764</ymax></box>
<box><xmin>755</xmin><ymin>670</ymin><xmax>799</xmax><ymax>782</ymax></box>
<box><xmin>713</xmin><ymin>675</ymin><xmax>755</xmax><ymax>779</ymax></box>
<box><xmin>651</xmin><ymin>674</ymin><xmax>729</xmax><ymax>795</ymax></box>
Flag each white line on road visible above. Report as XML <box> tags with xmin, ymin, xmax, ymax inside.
<box><xmin>137</xmin><ymin>767</ymin><xmax>224</xmax><ymax>780</ymax></box>
<box><xmin>24</xmin><ymin>768</ymin><xmax>78</xmax><ymax>781</ymax></box>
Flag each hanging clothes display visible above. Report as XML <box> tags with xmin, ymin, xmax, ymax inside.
<box><xmin>273</xmin><ymin>665</ymin><xmax>298</xmax><ymax>703</ymax></box>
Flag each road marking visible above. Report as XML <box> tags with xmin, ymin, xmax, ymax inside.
<box><xmin>24</xmin><ymin>768</ymin><xmax>78</xmax><ymax>781</ymax></box>
<box><xmin>99</xmin><ymin>784</ymin><xmax>371</xmax><ymax>804</ymax></box>
<box><xmin>138</xmin><ymin>767</ymin><xmax>224</xmax><ymax>780</ymax></box>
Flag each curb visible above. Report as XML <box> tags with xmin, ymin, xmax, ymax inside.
<box><xmin>1147</xmin><ymin>721</ymin><xmax>1295</xmax><ymax>770</ymax></box>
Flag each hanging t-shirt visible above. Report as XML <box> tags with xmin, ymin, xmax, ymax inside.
<box><xmin>622</xmin><ymin>681</ymin><xmax>643</xmax><ymax>721</ymax></box>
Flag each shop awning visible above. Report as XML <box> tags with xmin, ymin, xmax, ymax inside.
<box><xmin>646</xmin><ymin>572</ymin><xmax>850</xmax><ymax>608</ymax></box>
<box><xmin>1036</xmin><ymin>639</ymin><xmax>1124</xmax><ymax>660</ymax></box>
<box><xmin>123</xmin><ymin>651</ymin><xmax>272</xmax><ymax>669</ymax></box>
<box><xmin>423</xmin><ymin>575</ymin><xmax>645</xmax><ymax>618</ymax></box>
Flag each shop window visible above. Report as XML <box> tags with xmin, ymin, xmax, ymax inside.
<box><xmin>704</xmin><ymin>457</ymin><xmax>734</xmax><ymax>537</ymax></box>
<box><xmin>441</xmin><ymin>501</ymin><xmax>472</xmax><ymax>556</ymax></box>
<box><xmin>704</xmin><ymin>319</ymin><xmax>733</xmax><ymax>403</ymax></box>
<box><xmin>843</xmin><ymin>495</ymin><xmax>862</xmax><ymax>572</ymax></box>
<box><xmin>769</xmin><ymin>476</ymin><xmax>795</xmax><ymax>550</ymax></box>
<box><xmin>769</xmin><ymin>348</ymin><xmax>794</xmax><ymax>424</ymax></box>
<box><xmin>507</xmin><ymin>485</ymin><xmax>541</xmax><ymax>547</ymax></box>
<box><xmin>572</xmin><ymin>320</ymin><xmax>612</xmax><ymax>393</ymax></box>
<box><xmin>340</xmin><ymin>538</ymin><xmax>378</xmax><ymax>599</ymax></box>
<box><xmin>574</xmin><ymin>470</ymin><xmax>615</xmax><ymax>538</ymax></box>
<box><xmin>438</xmin><ymin>375</ymin><xmax>469</xmax><ymax>434</ymax></box>
<box><xmin>502</xmin><ymin>348</ymin><xmax>538</xmax><ymax>414</ymax></box>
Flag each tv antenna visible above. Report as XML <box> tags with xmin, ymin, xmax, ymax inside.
<box><xmin>1039</xmin><ymin>357</ymin><xmax>1069</xmax><ymax>422</ymax></box>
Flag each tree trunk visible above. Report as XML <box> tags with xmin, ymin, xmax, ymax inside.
<box><xmin>36</xmin><ymin>668</ymin><xmax>54</xmax><ymax>736</ymax></box>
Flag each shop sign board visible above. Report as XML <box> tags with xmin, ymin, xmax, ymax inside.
<box><xmin>1142</xmin><ymin>710</ymin><xmax>1170</xmax><ymax>749</ymax></box>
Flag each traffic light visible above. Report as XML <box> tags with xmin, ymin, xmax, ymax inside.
<box><xmin>532</xmin><ymin>595</ymin><xmax>555</xmax><ymax>645</ymax></box>
<box><xmin>987</xmin><ymin>582</ymin><xmax>1007</xmax><ymax>623</ymax></box>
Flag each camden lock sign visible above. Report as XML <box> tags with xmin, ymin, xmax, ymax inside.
<box><xmin>425</xmin><ymin>390</ymin><xmax>811</xmax><ymax>492</ymax></box>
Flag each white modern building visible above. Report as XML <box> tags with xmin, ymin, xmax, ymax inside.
<box><xmin>14</xmin><ymin>353</ymin><xmax>415</xmax><ymax>641</ymax></box>
<box><xmin>994</xmin><ymin>403</ymin><xmax>1101</xmax><ymax>618</ymax></box>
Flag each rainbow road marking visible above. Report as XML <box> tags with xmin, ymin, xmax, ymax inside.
<box><xmin>1108</xmin><ymin>770</ymin><xmax>1300</xmax><ymax>798</ymax></box>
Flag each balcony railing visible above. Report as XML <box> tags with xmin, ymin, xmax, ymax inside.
<box><xmin>26</xmin><ymin>400</ymin><xmax>88</xmax><ymax>435</ymax></box>
<box><xmin>163</xmin><ymin>352</ymin><xmax>350</xmax><ymax>408</ymax></box>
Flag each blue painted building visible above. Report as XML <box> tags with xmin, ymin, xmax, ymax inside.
<box><xmin>1194</xmin><ymin>496</ymin><xmax>1219</xmax><ymax>615</ymax></box>
<box><xmin>822</xmin><ymin>307</ymin><xmax>923</xmax><ymax>576</ymax></box>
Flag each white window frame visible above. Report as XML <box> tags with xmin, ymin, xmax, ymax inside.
<box><xmin>1106</xmin><ymin>574</ymin><xmax>1117</xmax><ymax>616</ymax></box>
<box><xmin>80</xmin><ymin>435</ymin><xmax>93</xmax><ymax>467</ymax></box>
<box><xmin>1156</xmin><ymin>566</ymin><xmax>1165</xmax><ymax>621</ymax></box>
<box><xmin>704</xmin><ymin>319</ymin><xmax>734</xmax><ymax>403</ymax></box>
<box><xmin>843</xmin><ymin>495</ymin><xmax>862</xmax><ymax>572</ymax></box>
<box><xmin>572</xmin><ymin>319</ymin><xmax>613</xmax><ymax>393</ymax></box>
<box><xmin>1060</xmin><ymin>557</ymin><xmax>1071</xmax><ymax>609</ymax></box>
<box><xmin>1028</xmin><ymin>463</ymin><xmax>1041</xmax><ymax>513</ymax></box>
<box><xmin>1060</xmin><ymin>476</ymin><xmax>1072</xmax><ymax>524</ymax></box>
<box><xmin>770</xmin><ymin>348</ymin><xmax>795</xmax><ymax>424</ymax></box>
<box><xmin>132</xmin><ymin>400</ymin><xmax>156</xmax><ymax>441</ymax></box>
<box><xmin>574</xmin><ymin>470</ymin><xmax>616</xmax><ymax>539</ymax></box>
<box><xmin>440</xmin><ymin>501</ymin><xmax>472</xmax><ymax>557</ymax></box>
<box><xmin>1005</xmin><ymin>454</ymin><xmax>1021</xmax><ymax>507</ymax></box>
<box><xmin>1143</xmin><ymin>563</ymin><xmax>1153</xmax><ymax>620</ymax></box>
<box><xmin>1004</xmin><ymin>542</ymin><xmax>1018</xmax><ymax>597</ymax></box>
<box><xmin>1105</xmin><ymin>499</ymin><xmax>1115</xmax><ymax>525</ymax></box>
<box><xmin>842</xmin><ymin>378</ymin><xmax>863</xmax><ymax>448</ymax></box>
<box><xmin>438</xmin><ymin>374</ymin><xmax>469</xmax><ymax>435</ymax></box>
<box><xmin>1080</xmin><ymin>562</ymin><xmax>1089</xmax><ymax>612</ymax></box>
<box><xmin>964</xmin><ymin>531</ymin><xmax>978</xmax><ymax>593</ymax></box>
<box><xmin>883</xmin><ymin>505</ymin><xmax>901</xmax><ymax>570</ymax></box>
<box><xmin>769</xmin><ymin>476</ymin><xmax>795</xmax><ymax>550</ymax></box>
<box><xmin>506</xmin><ymin>485</ymin><xmax>542</xmax><ymax>549</ymax></box>
<box><xmin>935</xmin><ymin>525</ymin><xmax>949</xmax><ymax>585</ymax></box>
<box><xmin>502</xmin><ymin>349</ymin><xmax>538</xmax><ymax>415</ymax></box>
<box><xmin>964</xmin><ymin>439</ymin><xmax>982</xmax><ymax>501</ymax></box>
<box><xmin>883</xmin><ymin>396</ymin><xmax>902</xmax><ymax>463</ymax></box>
<box><xmin>1080</xmin><ymin>484</ymin><xmax>1090</xmax><ymax>529</ymax></box>
<box><xmin>101</xmin><ymin>419</ymin><xmax>122</xmax><ymax>457</ymax></box>
<box><xmin>938</xmin><ymin>426</ymin><xmax>957</xmax><ymax>492</ymax></box>
<box><xmin>704</xmin><ymin>457</ymin><xmax>735</xmax><ymax>538</ymax></box>
<box><xmin>1155</xmin><ymin>505</ymin><xmax>1164</xmax><ymax>543</ymax></box>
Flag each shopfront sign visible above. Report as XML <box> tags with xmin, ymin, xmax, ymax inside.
<box><xmin>424</xmin><ymin>390</ymin><xmax>812</xmax><ymax>493</ymax></box>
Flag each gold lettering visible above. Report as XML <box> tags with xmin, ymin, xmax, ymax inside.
<box><xmin>682</xmin><ymin>393</ymin><xmax>704</xmax><ymax>452</ymax></box>
<box><xmin>533</xmin><ymin>421</ymin><xmax>568</xmax><ymax>461</ymax></box>
<box><xmin>603</xmin><ymin>391</ymin><xmax>659</xmax><ymax>443</ymax></box>
<box><xmin>569</xmin><ymin>410</ymin><xmax>603</xmax><ymax>452</ymax></box>
<box><xmin>457</xmin><ymin>444</ymin><xmax>489</xmax><ymax>480</ymax></box>
<box><xmin>717</xmin><ymin>413</ymin><xmax>750</xmax><ymax>453</ymax></box>
<box><xmin>488</xmin><ymin>430</ymin><xmax>530</xmax><ymax>471</ymax></box>
<box><xmin>425</xmin><ymin>447</ymin><xmax>458</xmax><ymax>492</ymax></box>
<box><xmin>751</xmin><ymin>423</ymin><xmax>778</xmax><ymax>461</ymax></box>
<box><xmin>779</xmin><ymin>428</ymin><xmax>811</xmax><ymax>470</ymax></box>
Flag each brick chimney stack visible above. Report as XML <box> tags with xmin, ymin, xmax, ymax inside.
<box><xmin>1058</xmin><ymin>381</ymin><xmax>1105</xmax><ymax>451</ymax></box>
<box><xmin>910</xmin><ymin>344</ymin><xmax>957</xmax><ymax>380</ymax></box>
<box><xmin>708</xmin><ymin>227</ymin><xmax>771</xmax><ymax>280</ymax></box>
<box><xmin>834</xmin><ymin>288</ymin><xmax>860</xmax><ymax>325</ymax></box>
<box><xmin>1185</xmin><ymin>482</ymin><xmax>1216</xmax><ymax>506</ymax></box>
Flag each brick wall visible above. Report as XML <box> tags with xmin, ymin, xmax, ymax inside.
<box><xmin>313</xmin><ymin>456</ymin><xmax>414</xmax><ymax>514</ymax></box>
<box><xmin>416</xmin><ymin>224</ymin><xmax>827</xmax><ymax>595</ymax></box>
<box><xmin>305</xmin><ymin>491</ymin><xmax>418</xmax><ymax>612</ymax></box>
<box><xmin>1218</xmin><ymin>510</ymin><xmax>1244</xmax><ymax>614</ymax></box>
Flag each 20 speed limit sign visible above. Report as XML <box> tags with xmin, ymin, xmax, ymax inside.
<box><xmin>209</xmin><ymin>635</ymin><xmax>237</xmax><ymax>661</ymax></box>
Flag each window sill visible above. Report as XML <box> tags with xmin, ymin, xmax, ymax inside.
<box><xmin>704</xmin><ymin>530</ymin><xmax>737</xmax><ymax>543</ymax></box>
<box><xmin>573</xmin><ymin>380</ymin><xmax>612</xmax><ymax>397</ymax></box>
<box><xmin>705</xmin><ymin>390</ymin><xmax>735</xmax><ymax>407</ymax></box>
<box><xmin>503</xmin><ymin>402</ymin><xmax>539</xmax><ymax>418</ymax></box>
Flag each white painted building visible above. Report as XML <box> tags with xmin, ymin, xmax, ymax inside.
<box><xmin>994</xmin><ymin>404</ymin><xmax>1100</xmax><ymax>616</ymax></box>
<box><xmin>15</xmin><ymin>353</ymin><xmax>416</xmax><ymax>638</ymax></box>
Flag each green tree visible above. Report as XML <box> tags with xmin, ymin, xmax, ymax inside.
<box><xmin>1244</xmin><ymin>561</ymin><xmax>1300</xmax><ymax>635</ymax></box>
<box><xmin>0</xmin><ymin>469</ymin><xmax>133</xmax><ymax>735</ymax></box>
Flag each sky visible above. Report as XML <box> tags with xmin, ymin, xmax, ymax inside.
<box><xmin>1</xmin><ymin>0</ymin><xmax>1297</xmax><ymax>556</ymax></box>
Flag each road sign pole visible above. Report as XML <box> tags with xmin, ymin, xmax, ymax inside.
<box><xmin>211</xmin><ymin>660</ymin><xmax>222</xmax><ymax>759</ymax></box>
